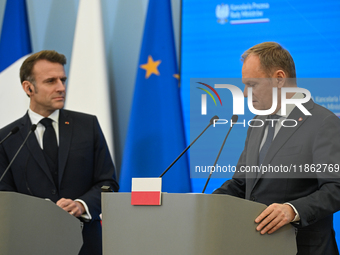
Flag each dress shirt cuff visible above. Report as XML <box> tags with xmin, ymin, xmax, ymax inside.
<box><xmin>284</xmin><ymin>202</ymin><xmax>300</xmax><ymax>222</ymax></box>
<box><xmin>75</xmin><ymin>199</ymin><xmax>92</xmax><ymax>221</ymax></box>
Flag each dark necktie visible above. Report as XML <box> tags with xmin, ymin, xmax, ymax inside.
<box><xmin>258</xmin><ymin>114</ymin><xmax>280</xmax><ymax>166</ymax></box>
<box><xmin>40</xmin><ymin>118</ymin><xmax>58</xmax><ymax>186</ymax></box>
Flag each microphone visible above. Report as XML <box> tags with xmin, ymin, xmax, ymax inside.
<box><xmin>0</xmin><ymin>125</ymin><xmax>37</xmax><ymax>183</ymax></box>
<box><xmin>159</xmin><ymin>115</ymin><xmax>219</xmax><ymax>178</ymax></box>
<box><xmin>0</xmin><ymin>126</ymin><xmax>19</xmax><ymax>145</ymax></box>
<box><xmin>202</xmin><ymin>115</ymin><xmax>238</xmax><ymax>193</ymax></box>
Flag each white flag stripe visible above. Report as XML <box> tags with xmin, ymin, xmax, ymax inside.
<box><xmin>65</xmin><ymin>0</ymin><xmax>115</xmax><ymax>161</ymax></box>
<box><xmin>132</xmin><ymin>178</ymin><xmax>162</xmax><ymax>192</ymax></box>
<box><xmin>0</xmin><ymin>55</ymin><xmax>30</xmax><ymax>128</ymax></box>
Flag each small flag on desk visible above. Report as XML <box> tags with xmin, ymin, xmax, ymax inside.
<box><xmin>131</xmin><ymin>178</ymin><xmax>162</xmax><ymax>205</ymax></box>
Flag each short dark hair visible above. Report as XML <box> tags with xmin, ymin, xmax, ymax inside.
<box><xmin>241</xmin><ymin>42</ymin><xmax>296</xmax><ymax>80</ymax></box>
<box><xmin>20</xmin><ymin>50</ymin><xmax>66</xmax><ymax>84</ymax></box>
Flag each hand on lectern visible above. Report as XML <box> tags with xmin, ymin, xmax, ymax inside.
<box><xmin>56</xmin><ymin>198</ymin><xmax>85</xmax><ymax>217</ymax></box>
<box><xmin>254</xmin><ymin>203</ymin><xmax>296</xmax><ymax>234</ymax></box>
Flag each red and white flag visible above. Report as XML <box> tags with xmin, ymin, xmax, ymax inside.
<box><xmin>131</xmin><ymin>178</ymin><xmax>162</xmax><ymax>205</ymax></box>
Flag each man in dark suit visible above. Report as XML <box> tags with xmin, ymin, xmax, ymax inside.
<box><xmin>0</xmin><ymin>50</ymin><xmax>119</xmax><ymax>255</ymax></box>
<box><xmin>214</xmin><ymin>42</ymin><xmax>340</xmax><ymax>254</ymax></box>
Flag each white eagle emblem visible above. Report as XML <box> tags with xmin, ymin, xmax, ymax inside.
<box><xmin>216</xmin><ymin>4</ymin><xmax>229</xmax><ymax>24</ymax></box>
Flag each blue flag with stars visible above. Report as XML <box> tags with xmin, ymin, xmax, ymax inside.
<box><xmin>120</xmin><ymin>0</ymin><xmax>191</xmax><ymax>193</ymax></box>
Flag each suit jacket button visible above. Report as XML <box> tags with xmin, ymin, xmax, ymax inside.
<box><xmin>250</xmin><ymin>196</ymin><xmax>256</xmax><ymax>201</ymax></box>
<box><xmin>51</xmin><ymin>189</ymin><xmax>56</xmax><ymax>195</ymax></box>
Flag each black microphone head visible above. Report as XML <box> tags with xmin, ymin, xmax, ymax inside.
<box><xmin>31</xmin><ymin>124</ymin><xmax>37</xmax><ymax>132</ymax></box>
<box><xmin>231</xmin><ymin>115</ymin><xmax>238</xmax><ymax>123</ymax></box>
<box><xmin>11</xmin><ymin>126</ymin><xmax>19</xmax><ymax>135</ymax></box>
<box><xmin>209</xmin><ymin>115</ymin><xmax>219</xmax><ymax>125</ymax></box>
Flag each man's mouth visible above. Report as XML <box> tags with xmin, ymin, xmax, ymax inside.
<box><xmin>54</xmin><ymin>96</ymin><xmax>65</xmax><ymax>100</ymax></box>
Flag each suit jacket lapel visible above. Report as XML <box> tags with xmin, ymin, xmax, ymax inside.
<box><xmin>245</xmin><ymin>115</ymin><xmax>267</xmax><ymax>198</ymax></box>
<box><xmin>58</xmin><ymin>110</ymin><xmax>72</xmax><ymax>185</ymax></box>
<box><xmin>21</xmin><ymin>113</ymin><xmax>55</xmax><ymax>185</ymax></box>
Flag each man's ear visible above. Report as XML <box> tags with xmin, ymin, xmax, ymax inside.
<box><xmin>22</xmin><ymin>81</ymin><xmax>33</xmax><ymax>97</ymax></box>
<box><xmin>274</xmin><ymin>69</ymin><xmax>286</xmax><ymax>88</ymax></box>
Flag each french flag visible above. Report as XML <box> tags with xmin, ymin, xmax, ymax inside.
<box><xmin>0</xmin><ymin>0</ymin><xmax>31</xmax><ymax>128</ymax></box>
<box><xmin>131</xmin><ymin>178</ymin><xmax>162</xmax><ymax>206</ymax></box>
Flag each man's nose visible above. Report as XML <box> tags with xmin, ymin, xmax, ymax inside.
<box><xmin>243</xmin><ymin>86</ymin><xmax>248</xmax><ymax>98</ymax></box>
<box><xmin>56</xmin><ymin>79</ymin><xmax>66</xmax><ymax>91</ymax></box>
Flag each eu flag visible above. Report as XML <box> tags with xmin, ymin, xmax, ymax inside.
<box><xmin>0</xmin><ymin>0</ymin><xmax>32</xmax><ymax>72</ymax></box>
<box><xmin>120</xmin><ymin>0</ymin><xmax>191</xmax><ymax>193</ymax></box>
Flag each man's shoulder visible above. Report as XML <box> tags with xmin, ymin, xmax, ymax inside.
<box><xmin>314</xmin><ymin>102</ymin><xmax>335</xmax><ymax>113</ymax></box>
<box><xmin>61</xmin><ymin>109</ymin><xmax>97</xmax><ymax>120</ymax></box>
<box><xmin>309</xmin><ymin>101</ymin><xmax>340</xmax><ymax>122</ymax></box>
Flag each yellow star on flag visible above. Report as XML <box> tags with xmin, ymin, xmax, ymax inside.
<box><xmin>140</xmin><ymin>55</ymin><xmax>161</xmax><ymax>79</ymax></box>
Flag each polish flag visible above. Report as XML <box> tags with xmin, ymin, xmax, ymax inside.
<box><xmin>131</xmin><ymin>178</ymin><xmax>162</xmax><ymax>205</ymax></box>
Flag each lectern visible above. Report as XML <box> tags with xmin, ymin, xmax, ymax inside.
<box><xmin>0</xmin><ymin>192</ymin><xmax>83</xmax><ymax>255</ymax></box>
<box><xmin>102</xmin><ymin>193</ymin><xmax>297</xmax><ymax>255</ymax></box>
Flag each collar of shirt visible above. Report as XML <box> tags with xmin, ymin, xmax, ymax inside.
<box><xmin>28</xmin><ymin>109</ymin><xmax>60</xmax><ymax>148</ymax></box>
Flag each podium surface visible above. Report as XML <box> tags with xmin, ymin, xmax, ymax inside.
<box><xmin>102</xmin><ymin>193</ymin><xmax>297</xmax><ymax>255</ymax></box>
<box><xmin>0</xmin><ymin>192</ymin><xmax>83</xmax><ymax>255</ymax></box>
